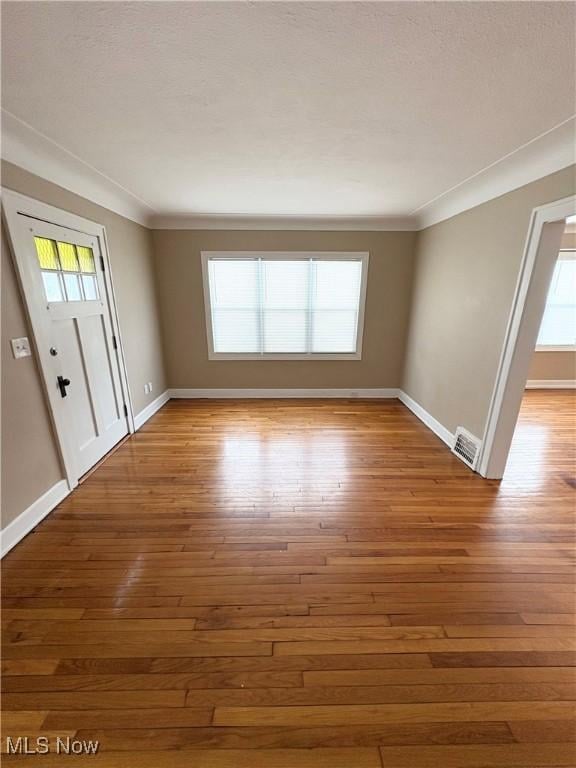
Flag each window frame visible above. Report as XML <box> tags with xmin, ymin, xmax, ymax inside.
<box><xmin>201</xmin><ymin>251</ymin><xmax>369</xmax><ymax>360</ymax></box>
<box><xmin>535</xmin><ymin>249</ymin><xmax>576</xmax><ymax>352</ymax></box>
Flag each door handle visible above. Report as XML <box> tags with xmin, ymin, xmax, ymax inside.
<box><xmin>57</xmin><ymin>375</ymin><xmax>71</xmax><ymax>398</ymax></box>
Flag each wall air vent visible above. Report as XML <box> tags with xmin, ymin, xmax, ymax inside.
<box><xmin>452</xmin><ymin>427</ymin><xmax>481</xmax><ymax>471</ymax></box>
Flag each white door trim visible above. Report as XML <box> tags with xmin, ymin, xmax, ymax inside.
<box><xmin>477</xmin><ymin>194</ymin><xmax>576</xmax><ymax>479</ymax></box>
<box><xmin>2</xmin><ymin>188</ymin><xmax>135</xmax><ymax>490</ymax></box>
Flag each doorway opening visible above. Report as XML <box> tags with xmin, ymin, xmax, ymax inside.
<box><xmin>479</xmin><ymin>198</ymin><xmax>576</xmax><ymax>479</ymax></box>
<box><xmin>504</xmin><ymin>217</ymin><xmax>575</xmax><ymax>487</ymax></box>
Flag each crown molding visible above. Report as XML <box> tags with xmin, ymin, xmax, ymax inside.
<box><xmin>414</xmin><ymin>116</ymin><xmax>576</xmax><ymax>230</ymax></box>
<box><xmin>2</xmin><ymin>109</ymin><xmax>573</xmax><ymax>233</ymax></box>
<box><xmin>1</xmin><ymin>110</ymin><xmax>154</xmax><ymax>227</ymax></box>
<box><xmin>150</xmin><ymin>214</ymin><xmax>418</xmax><ymax>231</ymax></box>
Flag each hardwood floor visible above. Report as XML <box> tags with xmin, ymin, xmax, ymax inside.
<box><xmin>2</xmin><ymin>390</ymin><xmax>575</xmax><ymax>767</ymax></box>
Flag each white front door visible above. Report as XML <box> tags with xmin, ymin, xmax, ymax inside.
<box><xmin>19</xmin><ymin>217</ymin><xmax>129</xmax><ymax>479</ymax></box>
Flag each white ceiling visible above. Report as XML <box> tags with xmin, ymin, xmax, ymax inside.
<box><xmin>2</xmin><ymin>1</ymin><xmax>575</xmax><ymax>227</ymax></box>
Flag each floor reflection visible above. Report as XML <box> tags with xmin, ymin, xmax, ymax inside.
<box><xmin>216</xmin><ymin>428</ymin><xmax>349</xmax><ymax>507</ymax></box>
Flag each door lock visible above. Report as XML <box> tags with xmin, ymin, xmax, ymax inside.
<box><xmin>57</xmin><ymin>375</ymin><xmax>71</xmax><ymax>398</ymax></box>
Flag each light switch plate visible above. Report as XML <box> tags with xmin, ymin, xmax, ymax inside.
<box><xmin>11</xmin><ymin>337</ymin><xmax>32</xmax><ymax>359</ymax></box>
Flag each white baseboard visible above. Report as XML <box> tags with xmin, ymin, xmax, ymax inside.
<box><xmin>134</xmin><ymin>390</ymin><xmax>170</xmax><ymax>429</ymax></box>
<box><xmin>168</xmin><ymin>388</ymin><xmax>400</xmax><ymax>399</ymax></box>
<box><xmin>398</xmin><ymin>390</ymin><xmax>454</xmax><ymax>447</ymax></box>
<box><xmin>525</xmin><ymin>379</ymin><xmax>576</xmax><ymax>389</ymax></box>
<box><xmin>1</xmin><ymin>479</ymin><xmax>70</xmax><ymax>558</ymax></box>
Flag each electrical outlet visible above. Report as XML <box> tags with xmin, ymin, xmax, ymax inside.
<box><xmin>144</xmin><ymin>383</ymin><xmax>149</xmax><ymax>394</ymax></box>
<box><xmin>148</xmin><ymin>382</ymin><xmax>153</xmax><ymax>393</ymax></box>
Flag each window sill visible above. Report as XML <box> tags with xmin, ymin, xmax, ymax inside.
<box><xmin>208</xmin><ymin>353</ymin><xmax>362</xmax><ymax>361</ymax></box>
<box><xmin>535</xmin><ymin>346</ymin><xmax>576</xmax><ymax>352</ymax></box>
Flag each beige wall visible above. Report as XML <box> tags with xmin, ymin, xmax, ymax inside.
<box><xmin>402</xmin><ymin>165</ymin><xmax>576</xmax><ymax>438</ymax></box>
<box><xmin>1</xmin><ymin>161</ymin><xmax>167</xmax><ymax>529</ymax></box>
<box><xmin>528</xmin><ymin>350</ymin><xmax>576</xmax><ymax>381</ymax></box>
<box><xmin>152</xmin><ymin>229</ymin><xmax>416</xmax><ymax>389</ymax></box>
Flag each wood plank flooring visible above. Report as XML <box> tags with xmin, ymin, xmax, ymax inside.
<box><xmin>2</xmin><ymin>390</ymin><xmax>575</xmax><ymax>766</ymax></box>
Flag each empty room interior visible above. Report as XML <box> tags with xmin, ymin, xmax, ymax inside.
<box><xmin>1</xmin><ymin>2</ymin><xmax>575</xmax><ymax>767</ymax></box>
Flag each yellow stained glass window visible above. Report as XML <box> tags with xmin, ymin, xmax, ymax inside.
<box><xmin>57</xmin><ymin>241</ymin><xmax>79</xmax><ymax>272</ymax></box>
<box><xmin>35</xmin><ymin>236</ymin><xmax>99</xmax><ymax>302</ymax></box>
<box><xmin>34</xmin><ymin>237</ymin><xmax>59</xmax><ymax>270</ymax></box>
<box><xmin>77</xmin><ymin>246</ymin><xmax>96</xmax><ymax>273</ymax></box>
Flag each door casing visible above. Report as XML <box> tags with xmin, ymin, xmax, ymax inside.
<box><xmin>2</xmin><ymin>188</ymin><xmax>135</xmax><ymax>490</ymax></box>
<box><xmin>478</xmin><ymin>194</ymin><xmax>576</xmax><ymax>479</ymax></box>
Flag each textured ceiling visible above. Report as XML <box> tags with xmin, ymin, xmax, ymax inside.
<box><xmin>2</xmin><ymin>1</ymin><xmax>575</xmax><ymax>218</ymax></box>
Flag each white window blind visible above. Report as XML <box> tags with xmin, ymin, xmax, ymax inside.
<box><xmin>536</xmin><ymin>251</ymin><xmax>576</xmax><ymax>348</ymax></box>
<box><xmin>204</xmin><ymin>254</ymin><xmax>367</xmax><ymax>358</ymax></box>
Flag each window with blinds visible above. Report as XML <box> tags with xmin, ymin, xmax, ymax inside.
<box><xmin>202</xmin><ymin>253</ymin><xmax>368</xmax><ymax>359</ymax></box>
<box><xmin>536</xmin><ymin>250</ymin><xmax>576</xmax><ymax>349</ymax></box>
